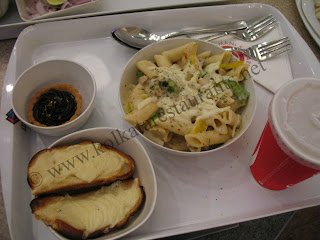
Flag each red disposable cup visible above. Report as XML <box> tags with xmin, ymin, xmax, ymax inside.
<box><xmin>250</xmin><ymin>78</ymin><xmax>320</xmax><ymax>191</ymax></box>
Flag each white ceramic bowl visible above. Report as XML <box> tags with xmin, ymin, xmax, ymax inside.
<box><xmin>12</xmin><ymin>59</ymin><xmax>96</xmax><ymax>136</ymax></box>
<box><xmin>48</xmin><ymin>127</ymin><xmax>157</xmax><ymax>240</ymax></box>
<box><xmin>16</xmin><ymin>0</ymin><xmax>102</xmax><ymax>21</ymax></box>
<box><xmin>119</xmin><ymin>38</ymin><xmax>257</xmax><ymax>156</ymax></box>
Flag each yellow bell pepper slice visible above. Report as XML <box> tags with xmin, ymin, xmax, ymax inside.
<box><xmin>189</xmin><ymin>119</ymin><xmax>208</xmax><ymax>134</ymax></box>
<box><xmin>220</xmin><ymin>61</ymin><xmax>244</xmax><ymax>70</ymax></box>
<box><xmin>125</xmin><ymin>101</ymin><xmax>132</xmax><ymax>114</ymax></box>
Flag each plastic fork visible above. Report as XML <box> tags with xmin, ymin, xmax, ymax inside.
<box><xmin>223</xmin><ymin>37</ymin><xmax>292</xmax><ymax>61</ymax></box>
<box><xmin>201</xmin><ymin>14</ymin><xmax>278</xmax><ymax>42</ymax></box>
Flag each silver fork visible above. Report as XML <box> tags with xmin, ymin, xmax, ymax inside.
<box><xmin>224</xmin><ymin>37</ymin><xmax>292</xmax><ymax>61</ymax></box>
<box><xmin>200</xmin><ymin>14</ymin><xmax>278</xmax><ymax>42</ymax></box>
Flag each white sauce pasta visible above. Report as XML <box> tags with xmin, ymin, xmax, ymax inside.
<box><xmin>123</xmin><ymin>42</ymin><xmax>250</xmax><ymax>152</ymax></box>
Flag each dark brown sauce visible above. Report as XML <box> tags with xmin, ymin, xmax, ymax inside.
<box><xmin>32</xmin><ymin>89</ymin><xmax>77</xmax><ymax>126</ymax></box>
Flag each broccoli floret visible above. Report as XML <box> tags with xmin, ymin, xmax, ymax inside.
<box><xmin>223</xmin><ymin>80</ymin><xmax>249</xmax><ymax>104</ymax></box>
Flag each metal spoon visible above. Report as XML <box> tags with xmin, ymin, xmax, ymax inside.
<box><xmin>112</xmin><ymin>20</ymin><xmax>247</xmax><ymax>49</ymax></box>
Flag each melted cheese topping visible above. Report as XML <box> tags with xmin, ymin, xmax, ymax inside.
<box><xmin>30</xmin><ymin>143</ymin><xmax>128</xmax><ymax>194</ymax></box>
<box><xmin>36</xmin><ymin>179</ymin><xmax>141</xmax><ymax>238</ymax></box>
<box><xmin>147</xmin><ymin>65</ymin><xmax>234</xmax><ymax>125</ymax></box>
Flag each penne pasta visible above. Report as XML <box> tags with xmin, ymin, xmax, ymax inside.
<box><xmin>220</xmin><ymin>109</ymin><xmax>241</xmax><ymax>127</ymax></box>
<box><xmin>154</xmin><ymin>117</ymin><xmax>192</xmax><ymax>136</ymax></box>
<box><xmin>185</xmin><ymin>130</ymin><xmax>231</xmax><ymax>148</ymax></box>
<box><xmin>123</xmin><ymin>102</ymin><xmax>159</xmax><ymax>126</ymax></box>
<box><xmin>226</xmin><ymin>64</ymin><xmax>249</xmax><ymax>81</ymax></box>
<box><xmin>187</xmin><ymin>144</ymin><xmax>202</xmax><ymax>152</ymax></box>
<box><xmin>162</xmin><ymin>42</ymin><xmax>198</xmax><ymax>62</ymax></box>
<box><xmin>143</xmin><ymin>127</ymin><xmax>173</xmax><ymax>146</ymax></box>
<box><xmin>203</xmin><ymin>52</ymin><xmax>232</xmax><ymax>66</ymax></box>
<box><xmin>154</xmin><ymin>54</ymin><xmax>172</xmax><ymax>67</ymax></box>
<box><xmin>136</xmin><ymin>60</ymin><xmax>158</xmax><ymax>78</ymax></box>
<box><xmin>129</xmin><ymin>83</ymin><xmax>148</xmax><ymax>110</ymax></box>
<box><xmin>123</xmin><ymin>42</ymin><xmax>249</xmax><ymax>152</ymax></box>
<box><xmin>164</xmin><ymin>134</ymin><xmax>189</xmax><ymax>151</ymax></box>
<box><xmin>197</xmin><ymin>50</ymin><xmax>211</xmax><ymax>59</ymax></box>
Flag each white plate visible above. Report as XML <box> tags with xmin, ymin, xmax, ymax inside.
<box><xmin>47</xmin><ymin>127</ymin><xmax>157</xmax><ymax>240</ymax></box>
<box><xmin>301</xmin><ymin>0</ymin><xmax>320</xmax><ymax>38</ymax></box>
<box><xmin>296</xmin><ymin>0</ymin><xmax>320</xmax><ymax>46</ymax></box>
<box><xmin>1</xmin><ymin>3</ymin><xmax>320</xmax><ymax>240</ymax></box>
<box><xmin>0</xmin><ymin>0</ymin><xmax>230</xmax><ymax>39</ymax></box>
<box><xmin>15</xmin><ymin>0</ymin><xmax>102</xmax><ymax>21</ymax></box>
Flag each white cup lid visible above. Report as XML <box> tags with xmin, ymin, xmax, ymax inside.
<box><xmin>271</xmin><ymin>78</ymin><xmax>320</xmax><ymax>168</ymax></box>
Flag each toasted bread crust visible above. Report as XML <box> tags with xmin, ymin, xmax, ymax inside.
<box><xmin>52</xmin><ymin>220</ymin><xmax>85</xmax><ymax>240</ymax></box>
<box><xmin>30</xmin><ymin>179</ymin><xmax>145</xmax><ymax>240</ymax></box>
<box><xmin>27</xmin><ymin>141</ymin><xmax>135</xmax><ymax>197</ymax></box>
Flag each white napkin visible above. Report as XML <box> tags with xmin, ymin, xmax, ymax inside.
<box><xmin>193</xmin><ymin>26</ymin><xmax>293</xmax><ymax>93</ymax></box>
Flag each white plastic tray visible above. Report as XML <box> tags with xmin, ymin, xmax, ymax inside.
<box><xmin>0</xmin><ymin>0</ymin><xmax>229</xmax><ymax>40</ymax></box>
<box><xmin>1</xmin><ymin>3</ymin><xmax>320</xmax><ymax>240</ymax></box>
